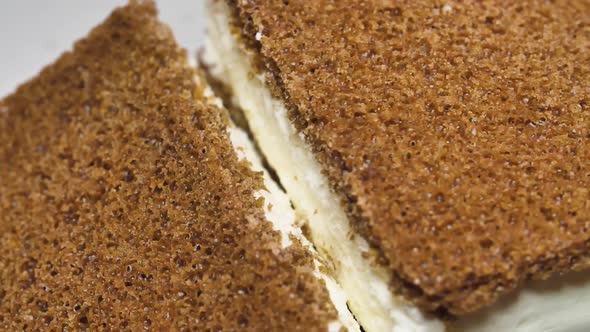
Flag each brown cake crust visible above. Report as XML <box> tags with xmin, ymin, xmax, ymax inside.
<box><xmin>0</xmin><ymin>1</ymin><xmax>337</xmax><ymax>330</ymax></box>
<box><xmin>226</xmin><ymin>0</ymin><xmax>590</xmax><ymax>315</ymax></box>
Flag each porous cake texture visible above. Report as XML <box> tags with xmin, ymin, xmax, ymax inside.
<box><xmin>226</xmin><ymin>0</ymin><xmax>590</xmax><ymax>315</ymax></box>
<box><xmin>0</xmin><ymin>2</ymin><xmax>338</xmax><ymax>330</ymax></box>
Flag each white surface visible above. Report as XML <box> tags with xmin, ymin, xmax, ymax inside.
<box><xmin>0</xmin><ymin>0</ymin><xmax>205</xmax><ymax>96</ymax></box>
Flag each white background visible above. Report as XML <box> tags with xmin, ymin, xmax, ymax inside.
<box><xmin>0</xmin><ymin>0</ymin><xmax>206</xmax><ymax>96</ymax></box>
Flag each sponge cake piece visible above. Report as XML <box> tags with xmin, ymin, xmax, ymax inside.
<box><xmin>204</xmin><ymin>0</ymin><xmax>590</xmax><ymax>330</ymax></box>
<box><xmin>0</xmin><ymin>2</ymin><xmax>358</xmax><ymax>330</ymax></box>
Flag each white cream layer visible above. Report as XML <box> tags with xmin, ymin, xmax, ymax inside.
<box><xmin>203</xmin><ymin>1</ymin><xmax>590</xmax><ymax>331</ymax></box>
<box><xmin>199</xmin><ymin>75</ymin><xmax>360</xmax><ymax>332</ymax></box>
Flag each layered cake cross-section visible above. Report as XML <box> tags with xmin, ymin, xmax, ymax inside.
<box><xmin>0</xmin><ymin>2</ymin><xmax>358</xmax><ymax>330</ymax></box>
<box><xmin>204</xmin><ymin>0</ymin><xmax>590</xmax><ymax>331</ymax></box>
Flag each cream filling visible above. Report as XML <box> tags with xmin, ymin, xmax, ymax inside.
<box><xmin>452</xmin><ymin>271</ymin><xmax>590</xmax><ymax>332</ymax></box>
<box><xmin>199</xmin><ymin>76</ymin><xmax>360</xmax><ymax>332</ymax></box>
<box><xmin>229</xmin><ymin>125</ymin><xmax>361</xmax><ymax>332</ymax></box>
<box><xmin>204</xmin><ymin>1</ymin><xmax>590</xmax><ymax>332</ymax></box>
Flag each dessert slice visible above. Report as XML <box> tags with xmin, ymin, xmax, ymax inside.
<box><xmin>0</xmin><ymin>2</ymin><xmax>358</xmax><ymax>331</ymax></box>
<box><xmin>204</xmin><ymin>0</ymin><xmax>590</xmax><ymax>331</ymax></box>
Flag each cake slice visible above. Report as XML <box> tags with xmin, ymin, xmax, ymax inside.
<box><xmin>204</xmin><ymin>0</ymin><xmax>590</xmax><ymax>331</ymax></box>
<box><xmin>0</xmin><ymin>2</ymin><xmax>358</xmax><ymax>330</ymax></box>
